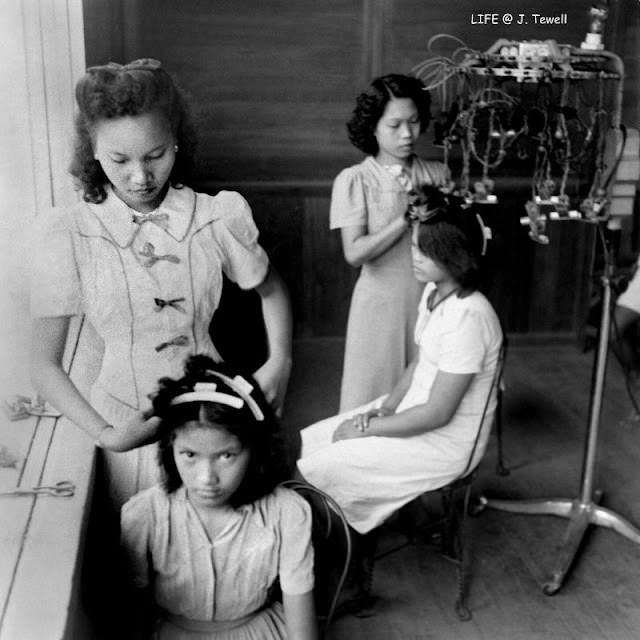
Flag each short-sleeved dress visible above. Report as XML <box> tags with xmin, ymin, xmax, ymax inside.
<box><xmin>331</xmin><ymin>155</ymin><xmax>449</xmax><ymax>412</ymax></box>
<box><xmin>120</xmin><ymin>485</ymin><xmax>314</xmax><ymax>640</ymax></box>
<box><xmin>30</xmin><ymin>185</ymin><xmax>269</xmax><ymax>505</ymax></box>
<box><xmin>297</xmin><ymin>283</ymin><xmax>503</xmax><ymax>534</ymax></box>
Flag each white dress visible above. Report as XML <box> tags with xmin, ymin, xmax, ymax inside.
<box><xmin>30</xmin><ymin>185</ymin><xmax>269</xmax><ymax>505</ymax></box>
<box><xmin>297</xmin><ymin>283</ymin><xmax>503</xmax><ymax>534</ymax></box>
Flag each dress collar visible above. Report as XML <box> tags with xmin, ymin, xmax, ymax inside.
<box><xmin>87</xmin><ymin>184</ymin><xmax>196</xmax><ymax>247</ymax></box>
<box><xmin>367</xmin><ymin>155</ymin><xmax>417</xmax><ymax>192</ymax></box>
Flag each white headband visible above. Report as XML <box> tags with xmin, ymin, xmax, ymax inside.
<box><xmin>170</xmin><ymin>373</ymin><xmax>265</xmax><ymax>421</ymax></box>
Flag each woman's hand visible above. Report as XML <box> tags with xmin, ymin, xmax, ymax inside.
<box><xmin>332</xmin><ymin>407</ymin><xmax>393</xmax><ymax>442</ymax></box>
<box><xmin>253</xmin><ymin>355</ymin><xmax>292</xmax><ymax>417</ymax></box>
<box><xmin>98</xmin><ymin>413</ymin><xmax>162</xmax><ymax>452</ymax></box>
<box><xmin>332</xmin><ymin>417</ymin><xmax>366</xmax><ymax>442</ymax></box>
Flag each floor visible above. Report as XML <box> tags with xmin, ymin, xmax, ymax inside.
<box><xmin>283</xmin><ymin>337</ymin><xmax>640</xmax><ymax>640</ymax></box>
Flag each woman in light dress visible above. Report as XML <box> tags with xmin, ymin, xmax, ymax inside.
<box><xmin>331</xmin><ymin>74</ymin><xmax>450</xmax><ymax>411</ymax></box>
<box><xmin>30</xmin><ymin>59</ymin><xmax>292</xmax><ymax>505</ymax></box>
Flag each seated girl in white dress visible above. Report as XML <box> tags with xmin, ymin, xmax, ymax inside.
<box><xmin>297</xmin><ymin>186</ymin><xmax>503</xmax><ymax>535</ymax></box>
<box><xmin>120</xmin><ymin>355</ymin><xmax>317</xmax><ymax>640</ymax></box>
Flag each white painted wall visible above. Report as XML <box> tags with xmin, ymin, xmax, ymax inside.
<box><xmin>0</xmin><ymin>0</ymin><xmax>85</xmax><ymax>397</ymax></box>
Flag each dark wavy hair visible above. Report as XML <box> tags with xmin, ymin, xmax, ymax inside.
<box><xmin>70</xmin><ymin>58</ymin><xmax>197</xmax><ymax>204</ymax></box>
<box><xmin>409</xmin><ymin>186</ymin><xmax>487</xmax><ymax>291</ymax></box>
<box><xmin>150</xmin><ymin>355</ymin><xmax>286</xmax><ymax>508</ymax></box>
<box><xmin>346</xmin><ymin>74</ymin><xmax>432</xmax><ymax>155</ymax></box>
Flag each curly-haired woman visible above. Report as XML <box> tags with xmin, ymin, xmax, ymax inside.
<box><xmin>332</xmin><ymin>74</ymin><xmax>449</xmax><ymax>411</ymax></box>
<box><xmin>29</xmin><ymin>60</ymin><xmax>292</xmax><ymax>505</ymax></box>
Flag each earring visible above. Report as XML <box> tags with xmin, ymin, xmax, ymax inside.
<box><xmin>174</xmin><ymin>144</ymin><xmax>179</xmax><ymax>153</ymax></box>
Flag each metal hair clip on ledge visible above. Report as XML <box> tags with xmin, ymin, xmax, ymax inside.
<box><xmin>0</xmin><ymin>480</ymin><xmax>76</xmax><ymax>498</ymax></box>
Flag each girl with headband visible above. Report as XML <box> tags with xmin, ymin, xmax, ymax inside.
<box><xmin>29</xmin><ymin>59</ymin><xmax>292</xmax><ymax>505</ymax></box>
<box><xmin>121</xmin><ymin>354</ymin><xmax>317</xmax><ymax>639</ymax></box>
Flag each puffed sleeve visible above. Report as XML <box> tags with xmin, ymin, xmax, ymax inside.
<box><xmin>329</xmin><ymin>167</ymin><xmax>368</xmax><ymax>229</ymax></box>
<box><xmin>214</xmin><ymin>191</ymin><xmax>270</xmax><ymax>290</ymax></box>
<box><xmin>120</xmin><ymin>490</ymin><xmax>154</xmax><ymax>590</ymax></box>
<box><xmin>277</xmin><ymin>488</ymin><xmax>315</xmax><ymax>595</ymax></box>
<box><xmin>29</xmin><ymin>207</ymin><xmax>82</xmax><ymax>317</ymax></box>
<box><xmin>438</xmin><ymin>307</ymin><xmax>487</xmax><ymax>374</ymax></box>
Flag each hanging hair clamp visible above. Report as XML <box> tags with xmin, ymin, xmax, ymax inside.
<box><xmin>476</xmin><ymin>214</ymin><xmax>492</xmax><ymax>256</ymax></box>
<box><xmin>407</xmin><ymin>204</ymin><xmax>443</xmax><ymax>223</ymax></box>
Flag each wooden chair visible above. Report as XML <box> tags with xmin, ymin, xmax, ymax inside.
<box><xmin>280</xmin><ymin>479</ymin><xmax>353</xmax><ymax>637</ymax></box>
<box><xmin>358</xmin><ymin>343</ymin><xmax>506</xmax><ymax>621</ymax></box>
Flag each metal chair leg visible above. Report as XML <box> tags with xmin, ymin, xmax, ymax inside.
<box><xmin>495</xmin><ymin>386</ymin><xmax>510</xmax><ymax>476</ymax></box>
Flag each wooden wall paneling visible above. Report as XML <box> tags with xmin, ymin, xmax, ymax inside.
<box><xmin>608</xmin><ymin>0</ymin><xmax>640</xmax><ymax>130</ymax></box>
<box><xmin>114</xmin><ymin>0</ymin><xmax>364</xmax><ymax>184</ymax></box>
<box><xmin>82</xmin><ymin>0</ymin><xmax>127</xmax><ymax>66</ymax></box>
<box><xmin>361</xmin><ymin>0</ymin><xmax>391</xmax><ymax>83</ymax></box>
<box><xmin>302</xmin><ymin>196</ymin><xmax>358</xmax><ymax>337</ymax></box>
<box><xmin>472</xmin><ymin>196</ymin><xmax>538</xmax><ymax>333</ymax></box>
<box><xmin>526</xmin><ymin>221</ymin><xmax>596</xmax><ymax>333</ymax></box>
<box><xmin>249</xmin><ymin>191</ymin><xmax>307</xmax><ymax>334</ymax></box>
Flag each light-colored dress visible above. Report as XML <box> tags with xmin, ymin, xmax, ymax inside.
<box><xmin>331</xmin><ymin>155</ymin><xmax>449</xmax><ymax>412</ymax></box>
<box><xmin>617</xmin><ymin>256</ymin><xmax>640</xmax><ymax>313</ymax></box>
<box><xmin>30</xmin><ymin>185</ymin><xmax>269</xmax><ymax>505</ymax></box>
<box><xmin>297</xmin><ymin>283</ymin><xmax>503</xmax><ymax>534</ymax></box>
<box><xmin>121</xmin><ymin>485</ymin><xmax>314</xmax><ymax>640</ymax></box>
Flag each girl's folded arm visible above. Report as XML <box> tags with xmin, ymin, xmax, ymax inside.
<box><xmin>381</xmin><ymin>355</ymin><xmax>419</xmax><ymax>412</ymax></box>
<box><xmin>363</xmin><ymin>370</ymin><xmax>474</xmax><ymax>438</ymax></box>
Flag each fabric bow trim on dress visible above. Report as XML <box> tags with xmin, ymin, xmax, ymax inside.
<box><xmin>132</xmin><ymin>211</ymin><xmax>170</xmax><ymax>230</ymax></box>
<box><xmin>154</xmin><ymin>297</ymin><xmax>186</xmax><ymax>313</ymax></box>
<box><xmin>383</xmin><ymin>164</ymin><xmax>414</xmax><ymax>193</ymax></box>
<box><xmin>139</xmin><ymin>242</ymin><xmax>181</xmax><ymax>267</ymax></box>
<box><xmin>155</xmin><ymin>335</ymin><xmax>190</xmax><ymax>352</ymax></box>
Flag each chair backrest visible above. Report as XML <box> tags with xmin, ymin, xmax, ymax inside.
<box><xmin>457</xmin><ymin>339</ymin><xmax>506</xmax><ymax>480</ymax></box>
<box><xmin>280</xmin><ymin>479</ymin><xmax>352</xmax><ymax>635</ymax></box>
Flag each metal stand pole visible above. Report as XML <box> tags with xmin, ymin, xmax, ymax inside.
<box><xmin>477</xmin><ymin>263</ymin><xmax>640</xmax><ymax>595</ymax></box>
